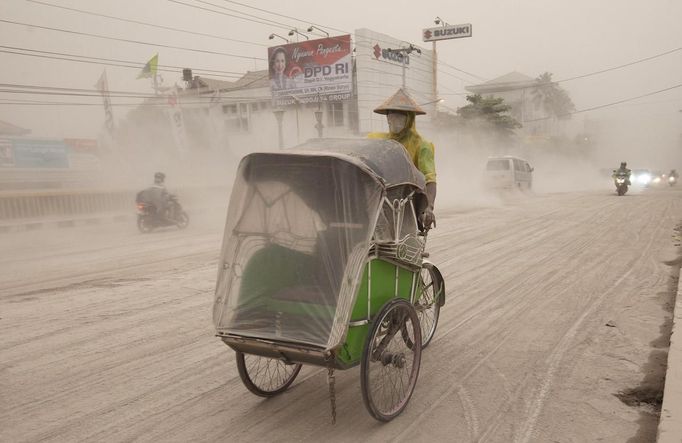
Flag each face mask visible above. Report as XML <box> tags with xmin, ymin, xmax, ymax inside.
<box><xmin>387</xmin><ymin>112</ymin><xmax>408</xmax><ymax>134</ymax></box>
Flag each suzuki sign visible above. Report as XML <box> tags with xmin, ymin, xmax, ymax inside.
<box><xmin>422</xmin><ymin>24</ymin><xmax>472</xmax><ymax>42</ymax></box>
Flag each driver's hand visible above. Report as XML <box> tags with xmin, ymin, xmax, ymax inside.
<box><xmin>420</xmin><ymin>208</ymin><xmax>436</xmax><ymax>230</ymax></box>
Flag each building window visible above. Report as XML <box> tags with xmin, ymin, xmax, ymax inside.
<box><xmin>250</xmin><ymin>102</ymin><xmax>259</xmax><ymax>113</ymax></box>
<box><xmin>224</xmin><ymin>102</ymin><xmax>249</xmax><ymax>132</ymax></box>
<box><xmin>326</xmin><ymin>102</ymin><xmax>344</xmax><ymax>127</ymax></box>
<box><xmin>222</xmin><ymin>104</ymin><xmax>237</xmax><ymax>115</ymax></box>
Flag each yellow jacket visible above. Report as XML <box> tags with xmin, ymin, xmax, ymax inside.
<box><xmin>368</xmin><ymin>112</ymin><xmax>436</xmax><ymax>183</ymax></box>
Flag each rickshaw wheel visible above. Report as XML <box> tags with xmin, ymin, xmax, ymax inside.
<box><xmin>415</xmin><ymin>263</ymin><xmax>442</xmax><ymax>349</ymax></box>
<box><xmin>235</xmin><ymin>352</ymin><xmax>302</xmax><ymax>397</ymax></box>
<box><xmin>361</xmin><ymin>299</ymin><xmax>422</xmax><ymax>422</ymax></box>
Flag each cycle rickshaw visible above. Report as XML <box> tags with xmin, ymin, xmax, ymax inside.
<box><xmin>213</xmin><ymin>138</ymin><xmax>445</xmax><ymax>422</ymax></box>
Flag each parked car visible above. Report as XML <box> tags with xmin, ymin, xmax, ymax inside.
<box><xmin>484</xmin><ymin>156</ymin><xmax>534</xmax><ymax>190</ymax></box>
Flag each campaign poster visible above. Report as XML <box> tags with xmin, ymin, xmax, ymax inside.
<box><xmin>268</xmin><ymin>35</ymin><xmax>353</xmax><ymax>107</ymax></box>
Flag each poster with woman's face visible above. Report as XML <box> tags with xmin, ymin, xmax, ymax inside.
<box><xmin>267</xmin><ymin>35</ymin><xmax>352</xmax><ymax>106</ymax></box>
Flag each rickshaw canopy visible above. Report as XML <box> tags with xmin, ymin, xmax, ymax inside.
<box><xmin>213</xmin><ymin>138</ymin><xmax>427</xmax><ymax>350</ymax></box>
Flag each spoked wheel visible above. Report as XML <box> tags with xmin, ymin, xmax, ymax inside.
<box><xmin>415</xmin><ymin>263</ymin><xmax>443</xmax><ymax>349</ymax></box>
<box><xmin>361</xmin><ymin>299</ymin><xmax>422</xmax><ymax>422</ymax></box>
<box><xmin>137</xmin><ymin>216</ymin><xmax>153</xmax><ymax>233</ymax></box>
<box><xmin>175</xmin><ymin>211</ymin><xmax>189</xmax><ymax>229</ymax></box>
<box><xmin>235</xmin><ymin>352</ymin><xmax>302</xmax><ymax>397</ymax></box>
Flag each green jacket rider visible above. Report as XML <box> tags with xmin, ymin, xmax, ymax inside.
<box><xmin>368</xmin><ymin>88</ymin><xmax>437</xmax><ymax>229</ymax></box>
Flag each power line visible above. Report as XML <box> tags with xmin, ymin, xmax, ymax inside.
<box><xmin>555</xmin><ymin>47</ymin><xmax>682</xmax><ymax>83</ymax></box>
<box><xmin>0</xmin><ymin>71</ymin><xmax>270</xmax><ymax>99</ymax></box>
<box><xmin>219</xmin><ymin>0</ymin><xmax>347</xmax><ymax>35</ymax></box>
<box><xmin>167</xmin><ymin>0</ymin><xmax>293</xmax><ymax>32</ymax></box>
<box><xmin>523</xmin><ymin>83</ymin><xmax>682</xmax><ymax>122</ymax></box>
<box><xmin>0</xmin><ymin>47</ymin><xmax>242</xmax><ymax>80</ymax></box>
<box><xmin>26</xmin><ymin>0</ymin><xmax>267</xmax><ymax>48</ymax></box>
<box><xmin>0</xmin><ymin>44</ymin><xmax>247</xmax><ymax>75</ymax></box>
<box><xmin>467</xmin><ymin>47</ymin><xmax>682</xmax><ymax>95</ymax></box>
<box><xmin>0</xmin><ymin>18</ymin><xmax>265</xmax><ymax>61</ymax></box>
<box><xmin>437</xmin><ymin>59</ymin><xmax>488</xmax><ymax>82</ymax></box>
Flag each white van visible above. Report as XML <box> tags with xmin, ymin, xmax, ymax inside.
<box><xmin>484</xmin><ymin>156</ymin><xmax>534</xmax><ymax>190</ymax></box>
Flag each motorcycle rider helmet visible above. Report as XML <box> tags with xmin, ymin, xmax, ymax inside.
<box><xmin>154</xmin><ymin>172</ymin><xmax>166</xmax><ymax>185</ymax></box>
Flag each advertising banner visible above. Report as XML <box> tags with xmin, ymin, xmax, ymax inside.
<box><xmin>422</xmin><ymin>24</ymin><xmax>472</xmax><ymax>42</ymax></box>
<box><xmin>10</xmin><ymin>139</ymin><xmax>69</xmax><ymax>168</ymax></box>
<box><xmin>268</xmin><ymin>35</ymin><xmax>353</xmax><ymax>107</ymax></box>
<box><xmin>64</xmin><ymin>138</ymin><xmax>100</xmax><ymax>169</ymax></box>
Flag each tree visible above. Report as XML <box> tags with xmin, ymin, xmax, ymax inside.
<box><xmin>456</xmin><ymin>94</ymin><xmax>522</xmax><ymax>140</ymax></box>
<box><xmin>531</xmin><ymin>72</ymin><xmax>575</xmax><ymax>120</ymax></box>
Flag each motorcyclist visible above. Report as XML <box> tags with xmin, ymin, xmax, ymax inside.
<box><xmin>670</xmin><ymin>169</ymin><xmax>679</xmax><ymax>180</ymax></box>
<box><xmin>138</xmin><ymin>172</ymin><xmax>170</xmax><ymax>218</ymax></box>
<box><xmin>612</xmin><ymin>162</ymin><xmax>631</xmax><ymax>186</ymax></box>
<box><xmin>368</xmin><ymin>88</ymin><xmax>437</xmax><ymax>230</ymax></box>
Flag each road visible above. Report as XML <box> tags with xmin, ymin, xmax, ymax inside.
<box><xmin>0</xmin><ymin>187</ymin><xmax>679</xmax><ymax>442</ymax></box>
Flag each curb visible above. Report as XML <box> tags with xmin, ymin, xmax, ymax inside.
<box><xmin>0</xmin><ymin>213</ymin><xmax>133</xmax><ymax>233</ymax></box>
<box><xmin>658</xmin><ymin>264</ymin><xmax>682</xmax><ymax>442</ymax></box>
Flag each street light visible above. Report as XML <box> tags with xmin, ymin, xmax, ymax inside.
<box><xmin>273</xmin><ymin>108</ymin><xmax>285</xmax><ymax>149</ymax></box>
<box><xmin>419</xmin><ymin>98</ymin><xmax>445</xmax><ymax>106</ymax></box>
<box><xmin>384</xmin><ymin>44</ymin><xmax>422</xmax><ymax>88</ymax></box>
<box><xmin>269</xmin><ymin>33</ymin><xmax>289</xmax><ymax>43</ymax></box>
<box><xmin>307</xmin><ymin>25</ymin><xmax>329</xmax><ymax>37</ymax></box>
<box><xmin>434</xmin><ymin>16</ymin><xmax>449</xmax><ymax>26</ymax></box>
<box><xmin>288</xmin><ymin>28</ymin><xmax>309</xmax><ymax>40</ymax></box>
<box><xmin>420</xmin><ymin>98</ymin><xmax>444</xmax><ymax>114</ymax></box>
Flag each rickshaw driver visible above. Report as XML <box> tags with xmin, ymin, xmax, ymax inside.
<box><xmin>368</xmin><ymin>88</ymin><xmax>437</xmax><ymax>229</ymax></box>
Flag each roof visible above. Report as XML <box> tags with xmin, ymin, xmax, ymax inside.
<box><xmin>187</xmin><ymin>70</ymin><xmax>270</xmax><ymax>94</ymax></box>
<box><xmin>466</xmin><ymin>71</ymin><xmax>537</xmax><ymax>94</ymax></box>
<box><xmin>0</xmin><ymin>120</ymin><xmax>30</xmax><ymax>136</ymax></box>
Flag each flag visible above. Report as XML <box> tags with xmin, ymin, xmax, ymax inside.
<box><xmin>137</xmin><ymin>54</ymin><xmax>158</xmax><ymax>79</ymax></box>
<box><xmin>94</xmin><ymin>70</ymin><xmax>115</xmax><ymax>133</ymax></box>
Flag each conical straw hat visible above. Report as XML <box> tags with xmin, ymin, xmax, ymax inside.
<box><xmin>373</xmin><ymin>88</ymin><xmax>426</xmax><ymax>115</ymax></box>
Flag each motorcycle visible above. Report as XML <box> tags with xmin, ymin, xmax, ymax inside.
<box><xmin>613</xmin><ymin>173</ymin><xmax>629</xmax><ymax>196</ymax></box>
<box><xmin>136</xmin><ymin>194</ymin><xmax>189</xmax><ymax>233</ymax></box>
<box><xmin>669</xmin><ymin>176</ymin><xmax>678</xmax><ymax>186</ymax></box>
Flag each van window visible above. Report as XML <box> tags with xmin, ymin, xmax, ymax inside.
<box><xmin>513</xmin><ymin>159</ymin><xmax>524</xmax><ymax>171</ymax></box>
<box><xmin>486</xmin><ymin>159</ymin><xmax>510</xmax><ymax>171</ymax></box>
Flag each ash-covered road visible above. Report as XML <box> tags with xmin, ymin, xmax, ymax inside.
<box><xmin>1</xmin><ymin>187</ymin><xmax>679</xmax><ymax>442</ymax></box>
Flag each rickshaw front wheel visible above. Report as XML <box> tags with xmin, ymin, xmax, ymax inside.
<box><xmin>415</xmin><ymin>263</ymin><xmax>443</xmax><ymax>349</ymax></box>
<box><xmin>236</xmin><ymin>352</ymin><xmax>302</xmax><ymax>397</ymax></box>
<box><xmin>361</xmin><ymin>299</ymin><xmax>422</xmax><ymax>422</ymax></box>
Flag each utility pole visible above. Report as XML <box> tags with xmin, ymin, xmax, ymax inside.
<box><xmin>385</xmin><ymin>44</ymin><xmax>421</xmax><ymax>89</ymax></box>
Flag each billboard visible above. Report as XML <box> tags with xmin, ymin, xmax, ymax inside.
<box><xmin>422</xmin><ymin>24</ymin><xmax>472</xmax><ymax>42</ymax></box>
<box><xmin>13</xmin><ymin>139</ymin><xmax>70</xmax><ymax>168</ymax></box>
<box><xmin>268</xmin><ymin>35</ymin><xmax>353</xmax><ymax>107</ymax></box>
<box><xmin>1</xmin><ymin>139</ymin><xmax>69</xmax><ymax>169</ymax></box>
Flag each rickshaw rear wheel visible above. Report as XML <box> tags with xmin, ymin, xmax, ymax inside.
<box><xmin>235</xmin><ymin>352</ymin><xmax>302</xmax><ymax>397</ymax></box>
<box><xmin>415</xmin><ymin>263</ymin><xmax>443</xmax><ymax>349</ymax></box>
<box><xmin>361</xmin><ymin>298</ymin><xmax>422</xmax><ymax>422</ymax></box>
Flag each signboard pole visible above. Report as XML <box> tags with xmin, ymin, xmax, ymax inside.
<box><xmin>432</xmin><ymin>41</ymin><xmax>438</xmax><ymax>113</ymax></box>
<box><xmin>423</xmin><ymin>22</ymin><xmax>473</xmax><ymax>115</ymax></box>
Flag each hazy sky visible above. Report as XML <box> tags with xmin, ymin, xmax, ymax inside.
<box><xmin>1</xmin><ymin>0</ymin><xmax>681</xmax><ymax>162</ymax></box>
